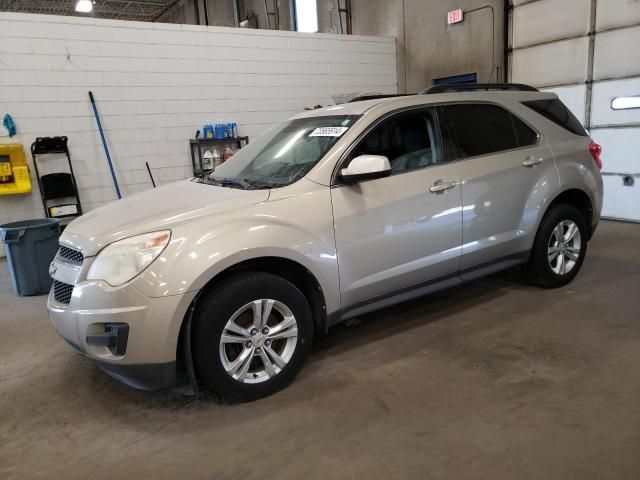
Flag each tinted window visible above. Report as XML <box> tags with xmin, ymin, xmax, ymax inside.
<box><xmin>523</xmin><ymin>99</ymin><xmax>588</xmax><ymax>137</ymax></box>
<box><xmin>512</xmin><ymin>115</ymin><xmax>538</xmax><ymax>147</ymax></box>
<box><xmin>443</xmin><ymin>104</ymin><xmax>519</xmax><ymax>158</ymax></box>
<box><xmin>438</xmin><ymin>108</ymin><xmax>461</xmax><ymax>162</ymax></box>
<box><xmin>349</xmin><ymin>109</ymin><xmax>440</xmax><ymax>174</ymax></box>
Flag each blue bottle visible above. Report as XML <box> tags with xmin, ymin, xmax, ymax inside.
<box><xmin>226</xmin><ymin>122</ymin><xmax>235</xmax><ymax>139</ymax></box>
<box><xmin>203</xmin><ymin>121</ymin><xmax>214</xmax><ymax>139</ymax></box>
<box><xmin>215</xmin><ymin>122</ymin><xmax>226</xmax><ymax>140</ymax></box>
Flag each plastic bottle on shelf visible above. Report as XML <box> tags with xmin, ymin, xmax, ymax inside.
<box><xmin>215</xmin><ymin>121</ymin><xmax>226</xmax><ymax>140</ymax></box>
<box><xmin>202</xmin><ymin>150</ymin><xmax>214</xmax><ymax>170</ymax></box>
<box><xmin>203</xmin><ymin>121</ymin><xmax>214</xmax><ymax>139</ymax></box>
<box><xmin>212</xmin><ymin>148</ymin><xmax>222</xmax><ymax>168</ymax></box>
<box><xmin>226</xmin><ymin>122</ymin><xmax>235</xmax><ymax>139</ymax></box>
<box><xmin>223</xmin><ymin>146</ymin><xmax>235</xmax><ymax>162</ymax></box>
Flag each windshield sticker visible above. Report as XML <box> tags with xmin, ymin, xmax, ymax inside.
<box><xmin>309</xmin><ymin>126</ymin><xmax>349</xmax><ymax>137</ymax></box>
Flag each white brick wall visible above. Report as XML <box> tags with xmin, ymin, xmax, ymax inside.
<box><xmin>0</xmin><ymin>12</ymin><xmax>396</xmax><ymax>246</ymax></box>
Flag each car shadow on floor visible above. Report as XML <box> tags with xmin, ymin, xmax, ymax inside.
<box><xmin>310</xmin><ymin>270</ymin><xmax>522</xmax><ymax>360</ymax></box>
<box><xmin>54</xmin><ymin>242</ymin><xmax>634</xmax><ymax>414</ymax></box>
<box><xmin>54</xmin><ymin>267</ymin><xmax>528</xmax><ymax>413</ymax></box>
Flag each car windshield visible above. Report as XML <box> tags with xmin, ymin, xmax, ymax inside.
<box><xmin>194</xmin><ymin>115</ymin><xmax>360</xmax><ymax>189</ymax></box>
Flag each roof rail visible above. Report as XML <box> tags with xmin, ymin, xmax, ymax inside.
<box><xmin>348</xmin><ymin>94</ymin><xmax>413</xmax><ymax>103</ymax></box>
<box><xmin>422</xmin><ymin>83</ymin><xmax>539</xmax><ymax>94</ymax></box>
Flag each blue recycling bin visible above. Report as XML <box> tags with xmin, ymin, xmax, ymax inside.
<box><xmin>0</xmin><ymin>218</ymin><xmax>61</xmax><ymax>296</ymax></box>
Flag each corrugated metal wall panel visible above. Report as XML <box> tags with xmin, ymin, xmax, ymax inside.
<box><xmin>595</xmin><ymin>0</ymin><xmax>640</xmax><ymax>31</ymax></box>
<box><xmin>591</xmin><ymin>77</ymin><xmax>640</xmax><ymax>126</ymax></box>
<box><xmin>512</xmin><ymin>37</ymin><xmax>589</xmax><ymax>87</ymax></box>
<box><xmin>513</xmin><ymin>0</ymin><xmax>589</xmax><ymax>48</ymax></box>
<box><xmin>593</xmin><ymin>26</ymin><xmax>640</xmax><ymax>80</ymax></box>
<box><xmin>591</xmin><ymin>129</ymin><xmax>640</xmax><ymax>173</ymax></box>
<box><xmin>600</xmin><ymin>175</ymin><xmax>640</xmax><ymax>221</ymax></box>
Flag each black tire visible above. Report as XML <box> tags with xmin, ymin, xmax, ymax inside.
<box><xmin>525</xmin><ymin>204</ymin><xmax>589</xmax><ymax>288</ymax></box>
<box><xmin>193</xmin><ymin>272</ymin><xmax>313</xmax><ymax>402</ymax></box>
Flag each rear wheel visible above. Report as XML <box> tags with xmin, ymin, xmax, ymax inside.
<box><xmin>525</xmin><ymin>204</ymin><xmax>588</xmax><ymax>288</ymax></box>
<box><xmin>193</xmin><ymin>272</ymin><xmax>313</xmax><ymax>402</ymax></box>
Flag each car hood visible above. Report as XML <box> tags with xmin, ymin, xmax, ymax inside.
<box><xmin>60</xmin><ymin>180</ymin><xmax>270</xmax><ymax>256</ymax></box>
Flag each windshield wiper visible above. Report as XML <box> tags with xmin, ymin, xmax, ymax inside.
<box><xmin>215</xmin><ymin>177</ymin><xmax>252</xmax><ymax>189</ymax></box>
<box><xmin>194</xmin><ymin>174</ymin><xmax>274</xmax><ymax>190</ymax></box>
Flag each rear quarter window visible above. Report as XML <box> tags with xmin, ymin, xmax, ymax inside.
<box><xmin>523</xmin><ymin>99</ymin><xmax>588</xmax><ymax>137</ymax></box>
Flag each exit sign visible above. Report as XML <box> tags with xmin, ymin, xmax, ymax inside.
<box><xmin>448</xmin><ymin>8</ymin><xmax>464</xmax><ymax>25</ymax></box>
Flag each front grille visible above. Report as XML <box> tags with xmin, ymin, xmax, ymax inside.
<box><xmin>53</xmin><ymin>280</ymin><xmax>74</xmax><ymax>305</ymax></box>
<box><xmin>58</xmin><ymin>245</ymin><xmax>84</xmax><ymax>264</ymax></box>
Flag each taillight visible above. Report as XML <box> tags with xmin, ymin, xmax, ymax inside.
<box><xmin>589</xmin><ymin>141</ymin><xmax>603</xmax><ymax>170</ymax></box>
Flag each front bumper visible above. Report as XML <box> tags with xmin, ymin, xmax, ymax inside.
<box><xmin>48</xmin><ymin>278</ymin><xmax>196</xmax><ymax>390</ymax></box>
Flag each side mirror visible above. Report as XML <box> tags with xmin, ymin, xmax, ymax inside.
<box><xmin>340</xmin><ymin>155</ymin><xmax>391</xmax><ymax>183</ymax></box>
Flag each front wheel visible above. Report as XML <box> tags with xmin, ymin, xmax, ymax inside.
<box><xmin>525</xmin><ymin>204</ymin><xmax>589</xmax><ymax>288</ymax></box>
<box><xmin>193</xmin><ymin>272</ymin><xmax>313</xmax><ymax>402</ymax></box>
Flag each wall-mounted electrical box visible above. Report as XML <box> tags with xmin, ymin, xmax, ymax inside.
<box><xmin>0</xmin><ymin>144</ymin><xmax>32</xmax><ymax>195</ymax></box>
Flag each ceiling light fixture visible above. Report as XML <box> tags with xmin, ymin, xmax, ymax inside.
<box><xmin>75</xmin><ymin>0</ymin><xmax>93</xmax><ymax>13</ymax></box>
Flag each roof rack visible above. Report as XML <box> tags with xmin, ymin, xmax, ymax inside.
<box><xmin>348</xmin><ymin>94</ymin><xmax>413</xmax><ymax>103</ymax></box>
<box><xmin>422</xmin><ymin>83</ymin><xmax>539</xmax><ymax>94</ymax></box>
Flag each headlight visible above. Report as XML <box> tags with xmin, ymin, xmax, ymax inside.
<box><xmin>87</xmin><ymin>231</ymin><xmax>171</xmax><ymax>286</ymax></box>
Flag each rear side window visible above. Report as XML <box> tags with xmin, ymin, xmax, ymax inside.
<box><xmin>442</xmin><ymin>104</ymin><xmax>520</xmax><ymax>158</ymax></box>
<box><xmin>512</xmin><ymin>115</ymin><xmax>539</xmax><ymax>147</ymax></box>
<box><xmin>523</xmin><ymin>99</ymin><xmax>588</xmax><ymax>137</ymax></box>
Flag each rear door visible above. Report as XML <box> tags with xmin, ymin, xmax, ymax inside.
<box><xmin>439</xmin><ymin>102</ymin><xmax>558</xmax><ymax>272</ymax></box>
<box><xmin>331</xmin><ymin>107</ymin><xmax>462</xmax><ymax>308</ymax></box>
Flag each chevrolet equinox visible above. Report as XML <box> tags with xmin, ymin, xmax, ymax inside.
<box><xmin>48</xmin><ymin>84</ymin><xmax>604</xmax><ymax>401</ymax></box>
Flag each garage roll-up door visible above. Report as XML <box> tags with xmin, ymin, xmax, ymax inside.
<box><xmin>509</xmin><ymin>0</ymin><xmax>640</xmax><ymax>222</ymax></box>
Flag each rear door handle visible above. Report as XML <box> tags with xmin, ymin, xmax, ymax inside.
<box><xmin>429</xmin><ymin>181</ymin><xmax>456</xmax><ymax>193</ymax></box>
<box><xmin>522</xmin><ymin>156</ymin><xmax>544</xmax><ymax>167</ymax></box>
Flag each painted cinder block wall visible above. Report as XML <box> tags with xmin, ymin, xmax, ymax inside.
<box><xmin>0</xmin><ymin>12</ymin><xmax>396</xmax><ymax>249</ymax></box>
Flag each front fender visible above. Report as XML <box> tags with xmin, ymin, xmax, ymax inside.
<box><xmin>131</xmin><ymin>185</ymin><xmax>340</xmax><ymax>313</ymax></box>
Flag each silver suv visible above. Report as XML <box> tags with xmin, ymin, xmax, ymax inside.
<box><xmin>48</xmin><ymin>84</ymin><xmax>603</xmax><ymax>401</ymax></box>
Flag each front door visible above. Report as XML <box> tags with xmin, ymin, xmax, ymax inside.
<box><xmin>331</xmin><ymin>107</ymin><xmax>463</xmax><ymax>308</ymax></box>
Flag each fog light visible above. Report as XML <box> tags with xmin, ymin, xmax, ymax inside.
<box><xmin>86</xmin><ymin>323</ymin><xmax>129</xmax><ymax>356</ymax></box>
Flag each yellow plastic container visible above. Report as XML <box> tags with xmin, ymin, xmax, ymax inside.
<box><xmin>0</xmin><ymin>144</ymin><xmax>32</xmax><ymax>195</ymax></box>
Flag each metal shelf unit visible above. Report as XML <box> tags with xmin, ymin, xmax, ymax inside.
<box><xmin>190</xmin><ymin>137</ymin><xmax>249</xmax><ymax>176</ymax></box>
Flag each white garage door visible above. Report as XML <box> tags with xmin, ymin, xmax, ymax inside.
<box><xmin>509</xmin><ymin>0</ymin><xmax>640</xmax><ymax>222</ymax></box>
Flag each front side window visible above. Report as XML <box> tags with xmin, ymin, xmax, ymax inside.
<box><xmin>348</xmin><ymin>109</ymin><xmax>441</xmax><ymax>175</ymax></box>
<box><xmin>198</xmin><ymin>115</ymin><xmax>359</xmax><ymax>189</ymax></box>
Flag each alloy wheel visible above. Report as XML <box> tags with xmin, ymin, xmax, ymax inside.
<box><xmin>219</xmin><ymin>299</ymin><xmax>298</xmax><ymax>384</ymax></box>
<box><xmin>547</xmin><ymin>220</ymin><xmax>582</xmax><ymax>275</ymax></box>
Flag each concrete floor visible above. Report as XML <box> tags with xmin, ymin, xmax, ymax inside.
<box><xmin>1</xmin><ymin>220</ymin><xmax>639</xmax><ymax>480</ymax></box>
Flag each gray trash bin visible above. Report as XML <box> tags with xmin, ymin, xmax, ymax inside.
<box><xmin>0</xmin><ymin>218</ymin><xmax>61</xmax><ymax>296</ymax></box>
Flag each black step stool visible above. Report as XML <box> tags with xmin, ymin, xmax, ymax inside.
<box><xmin>31</xmin><ymin>136</ymin><xmax>83</xmax><ymax>228</ymax></box>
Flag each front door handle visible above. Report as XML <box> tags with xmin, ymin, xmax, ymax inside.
<box><xmin>522</xmin><ymin>156</ymin><xmax>544</xmax><ymax>167</ymax></box>
<box><xmin>429</xmin><ymin>181</ymin><xmax>456</xmax><ymax>193</ymax></box>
